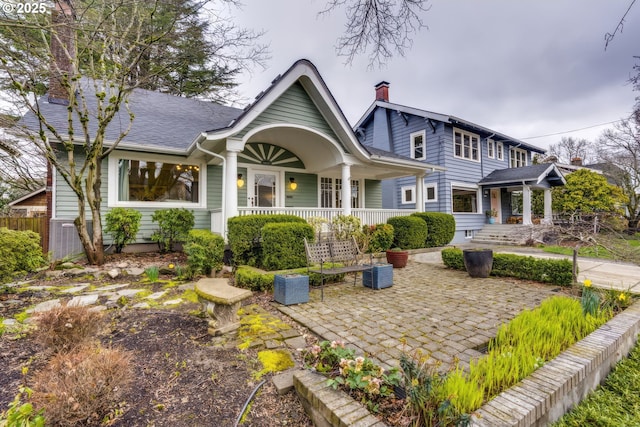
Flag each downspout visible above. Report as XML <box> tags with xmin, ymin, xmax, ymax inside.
<box><xmin>195</xmin><ymin>140</ymin><xmax>226</xmax><ymax>238</ymax></box>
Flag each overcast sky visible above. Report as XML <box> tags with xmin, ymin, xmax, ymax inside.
<box><xmin>231</xmin><ymin>0</ymin><xmax>640</xmax><ymax>151</ymax></box>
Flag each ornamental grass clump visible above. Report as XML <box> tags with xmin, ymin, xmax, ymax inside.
<box><xmin>453</xmin><ymin>296</ymin><xmax>611</xmax><ymax>413</ymax></box>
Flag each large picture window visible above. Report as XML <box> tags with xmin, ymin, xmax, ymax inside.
<box><xmin>109</xmin><ymin>153</ymin><xmax>205</xmax><ymax>207</ymax></box>
<box><xmin>452</xmin><ymin>186</ymin><xmax>479</xmax><ymax>213</ymax></box>
<box><xmin>118</xmin><ymin>160</ymin><xmax>199</xmax><ymax>202</ymax></box>
<box><xmin>453</xmin><ymin>129</ymin><xmax>480</xmax><ymax>162</ymax></box>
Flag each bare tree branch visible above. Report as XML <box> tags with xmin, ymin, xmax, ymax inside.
<box><xmin>321</xmin><ymin>0</ymin><xmax>430</xmax><ymax>68</ymax></box>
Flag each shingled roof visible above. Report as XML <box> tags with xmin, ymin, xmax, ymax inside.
<box><xmin>20</xmin><ymin>80</ymin><xmax>243</xmax><ymax>153</ymax></box>
<box><xmin>479</xmin><ymin>164</ymin><xmax>566</xmax><ymax>187</ymax></box>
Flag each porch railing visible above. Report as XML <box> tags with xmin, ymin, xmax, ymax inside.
<box><xmin>236</xmin><ymin>207</ymin><xmax>416</xmax><ymax>225</ymax></box>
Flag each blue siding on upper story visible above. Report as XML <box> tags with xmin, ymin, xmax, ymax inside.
<box><xmin>360</xmin><ymin>105</ymin><xmax>545</xmax><ymax>242</ymax></box>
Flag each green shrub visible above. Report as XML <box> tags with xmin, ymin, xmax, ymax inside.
<box><xmin>227</xmin><ymin>214</ymin><xmax>306</xmax><ymax>267</ymax></box>
<box><xmin>331</xmin><ymin>215</ymin><xmax>362</xmax><ymax>240</ymax></box>
<box><xmin>0</xmin><ymin>228</ymin><xmax>46</xmax><ymax>284</ymax></box>
<box><xmin>235</xmin><ymin>267</ymin><xmax>275</xmax><ymax>292</ymax></box>
<box><xmin>184</xmin><ymin>229</ymin><xmax>225</xmax><ymax>276</ymax></box>
<box><xmin>411</xmin><ymin>212</ymin><xmax>456</xmax><ymax>247</ymax></box>
<box><xmin>261</xmin><ymin>222</ymin><xmax>314</xmax><ymax>270</ymax></box>
<box><xmin>492</xmin><ymin>254</ymin><xmax>573</xmax><ymax>286</ymax></box>
<box><xmin>441</xmin><ymin>248</ymin><xmax>465</xmax><ymax>270</ymax></box>
<box><xmin>386</xmin><ymin>216</ymin><xmax>427</xmax><ymax>249</ymax></box>
<box><xmin>234</xmin><ymin>266</ymin><xmax>344</xmax><ymax>292</ymax></box>
<box><xmin>150</xmin><ymin>208</ymin><xmax>194</xmax><ymax>252</ymax></box>
<box><xmin>105</xmin><ymin>207</ymin><xmax>142</xmax><ymax>253</ymax></box>
<box><xmin>362</xmin><ymin>223</ymin><xmax>394</xmax><ymax>253</ymax></box>
<box><xmin>440</xmin><ymin>248</ymin><xmax>574</xmax><ymax>286</ymax></box>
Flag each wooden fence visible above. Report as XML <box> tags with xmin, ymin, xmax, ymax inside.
<box><xmin>0</xmin><ymin>216</ymin><xmax>49</xmax><ymax>252</ymax></box>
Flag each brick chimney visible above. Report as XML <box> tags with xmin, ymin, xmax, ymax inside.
<box><xmin>48</xmin><ymin>0</ymin><xmax>75</xmax><ymax>105</ymax></box>
<box><xmin>375</xmin><ymin>81</ymin><xmax>390</xmax><ymax>102</ymax></box>
<box><xmin>570</xmin><ymin>157</ymin><xmax>583</xmax><ymax>166</ymax></box>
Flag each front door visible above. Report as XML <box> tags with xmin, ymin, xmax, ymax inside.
<box><xmin>490</xmin><ymin>189</ymin><xmax>502</xmax><ymax>224</ymax></box>
<box><xmin>249</xmin><ymin>170</ymin><xmax>278</xmax><ymax>207</ymax></box>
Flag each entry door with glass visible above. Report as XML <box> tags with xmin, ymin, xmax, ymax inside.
<box><xmin>249</xmin><ymin>170</ymin><xmax>279</xmax><ymax>207</ymax></box>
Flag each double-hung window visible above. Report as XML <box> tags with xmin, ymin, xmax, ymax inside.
<box><xmin>425</xmin><ymin>183</ymin><xmax>437</xmax><ymax>202</ymax></box>
<box><xmin>410</xmin><ymin>130</ymin><xmax>426</xmax><ymax>160</ymax></box>
<box><xmin>487</xmin><ymin>139</ymin><xmax>495</xmax><ymax>159</ymax></box>
<box><xmin>510</xmin><ymin>148</ymin><xmax>528</xmax><ymax>168</ymax></box>
<box><xmin>453</xmin><ymin>129</ymin><xmax>480</xmax><ymax>162</ymax></box>
<box><xmin>496</xmin><ymin>142</ymin><xmax>504</xmax><ymax>160</ymax></box>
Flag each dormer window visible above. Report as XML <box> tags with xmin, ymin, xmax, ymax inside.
<box><xmin>453</xmin><ymin>128</ymin><xmax>480</xmax><ymax>162</ymax></box>
<box><xmin>410</xmin><ymin>130</ymin><xmax>426</xmax><ymax>160</ymax></box>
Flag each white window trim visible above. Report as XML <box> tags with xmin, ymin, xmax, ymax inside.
<box><xmin>318</xmin><ymin>176</ymin><xmax>363</xmax><ymax>209</ymax></box>
<box><xmin>450</xmin><ymin>182</ymin><xmax>481</xmax><ymax>214</ymax></box>
<box><xmin>401</xmin><ymin>185</ymin><xmax>415</xmax><ymax>204</ymax></box>
<box><xmin>464</xmin><ymin>230</ymin><xmax>474</xmax><ymax>239</ymax></box>
<box><xmin>487</xmin><ymin>139</ymin><xmax>495</xmax><ymax>159</ymax></box>
<box><xmin>496</xmin><ymin>141</ymin><xmax>504</xmax><ymax>160</ymax></box>
<box><xmin>425</xmin><ymin>183</ymin><xmax>438</xmax><ymax>202</ymax></box>
<box><xmin>453</xmin><ymin>128</ymin><xmax>481</xmax><ymax>163</ymax></box>
<box><xmin>410</xmin><ymin>130</ymin><xmax>426</xmax><ymax>160</ymax></box>
<box><xmin>510</xmin><ymin>147</ymin><xmax>528</xmax><ymax>168</ymax></box>
<box><xmin>108</xmin><ymin>151</ymin><xmax>207</xmax><ymax>209</ymax></box>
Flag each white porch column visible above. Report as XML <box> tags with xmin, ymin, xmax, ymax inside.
<box><xmin>415</xmin><ymin>173</ymin><xmax>426</xmax><ymax>212</ymax></box>
<box><xmin>341</xmin><ymin>163</ymin><xmax>352</xmax><ymax>216</ymax></box>
<box><xmin>225</xmin><ymin>138</ymin><xmax>244</xmax><ymax>222</ymax></box>
<box><xmin>522</xmin><ymin>184</ymin><xmax>533</xmax><ymax>226</ymax></box>
<box><xmin>543</xmin><ymin>188</ymin><xmax>553</xmax><ymax>225</ymax></box>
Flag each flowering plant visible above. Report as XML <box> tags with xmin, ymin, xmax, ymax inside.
<box><xmin>303</xmin><ymin>340</ymin><xmax>401</xmax><ymax>404</ymax></box>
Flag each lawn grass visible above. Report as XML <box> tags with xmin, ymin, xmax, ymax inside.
<box><xmin>553</xmin><ymin>337</ymin><xmax>640</xmax><ymax>426</ymax></box>
<box><xmin>541</xmin><ymin>235</ymin><xmax>640</xmax><ymax>260</ymax></box>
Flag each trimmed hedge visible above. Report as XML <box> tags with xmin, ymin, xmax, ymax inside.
<box><xmin>0</xmin><ymin>227</ymin><xmax>47</xmax><ymax>283</ymax></box>
<box><xmin>387</xmin><ymin>216</ymin><xmax>427</xmax><ymax>249</ymax></box>
<box><xmin>235</xmin><ymin>266</ymin><xmax>344</xmax><ymax>292</ymax></box>
<box><xmin>411</xmin><ymin>212</ymin><xmax>456</xmax><ymax>247</ymax></box>
<box><xmin>227</xmin><ymin>214</ymin><xmax>306</xmax><ymax>267</ymax></box>
<box><xmin>441</xmin><ymin>248</ymin><xmax>573</xmax><ymax>286</ymax></box>
<box><xmin>261</xmin><ymin>222</ymin><xmax>314</xmax><ymax>270</ymax></box>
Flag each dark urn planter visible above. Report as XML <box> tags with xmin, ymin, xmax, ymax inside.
<box><xmin>386</xmin><ymin>250</ymin><xmax>409</xmax><ymax>268</ymax></box>
<box><xmin>462</xmin><ymin>249</ymin><xmax>493</xmax><ymax>278</ymax></box>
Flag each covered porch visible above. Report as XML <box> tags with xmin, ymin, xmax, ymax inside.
<box><xmin>479</xmin><ymin>164</ymin><xmax>566</xmax><ymax>226</ymax></box>
<box><xmin>186</xmin><ymin>60</ymin><xmax>445</xmax><ymax>236</ymax></box>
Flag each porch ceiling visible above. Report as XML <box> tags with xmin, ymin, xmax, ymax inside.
<box><xmin>245</xmin><ymin>126</ymin><xmax>343</xmax><ymax>174</ymax></box>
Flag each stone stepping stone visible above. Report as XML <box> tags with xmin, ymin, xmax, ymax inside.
<box><xmin>68</xmin><ymin>294</ymin><xmax>99</xmax><ymax>307</ymax></box>
<box><xmin>284</xmin><ymin>336</ymin><xmax>307</xmax><ymax>350</ymax></box>
<box><xmin>146</xmin><ymin>291</ymin><xmax>167</xmax><ymax>300</ymax></box>
<box><xmin>116</xmin><ymin>289</ymin><xmax>145</xmax><ymax>297</ymax></box>
<box><xmin>94</xmin><ymin>283</ymin><xmax>130</xmax><ymax>292</ymax></box>
<box><xmin>60</xmin><ymin>284</ymin><xmax>90</xmax><ymax>294</ymax></box>
<box><xmin>132</xmin><ymin>302</ymin><xmax>151</xmax><ymax>309</ymax></box>
<box><xmin>163</xmin><ymin>299</ymin><xmax>182</xmax><ymax>306</ymax></box>
<box><xmin>126</xmin><ymin>267</ymin><xmax>145</xmax><ymax>276</ymax></box>
<box><xmin>28</xmin><ymin>299</ymin><xmax>61</xmax><ymax>313</ymax></box>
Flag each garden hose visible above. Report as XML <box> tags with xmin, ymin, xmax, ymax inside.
<box><xmin>234</xmin><ymin>379</ymin><xmax>266</xmax><ymax>427</ymax></box>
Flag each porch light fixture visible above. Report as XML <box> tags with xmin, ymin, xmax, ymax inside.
<box><xmin>237</xmin><ymin>174</ymin><xmax>244</xmax><ymax>188</ymax></box>
<box><xmin>289</xmin><ymin>177</ymin><xmax>297</xmax><ymax>191</ymax></box>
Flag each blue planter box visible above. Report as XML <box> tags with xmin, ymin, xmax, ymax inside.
<box><xmin>362</xmin><ymin>264</ymin><xmax>393</xmax><ymax>290</ymax></box>
<box><xmin>274</xmin><ymin>274</ymin><xmax>309</xmax><ymax>305</ymax></box>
